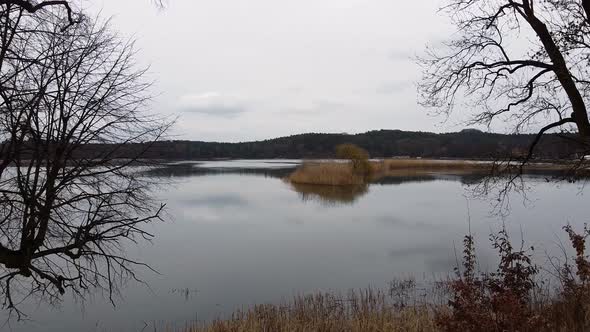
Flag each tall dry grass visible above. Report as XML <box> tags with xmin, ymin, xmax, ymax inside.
<box><xmin>286</xmin><ymin>158</ymin><xmax>578</xmax><ymax>186</ymax></box>
<box><xmin>375</xmin><ymin>159</ymin><xmax>491</xmax><ymax>171</ymax></box>
<box><xmin>287</xmin><ymin>161</ymin><xmax>367</xmax><ymax>186</ymax></box>
<box><xmin>184</xmin><ymin>289</ymin><xmax>437</xmax><ymax>332</ymax></box>
<box><xmin>287</xmin><ymin>159</ymin><xmax>491</xmax><ymax>186</ymax></box>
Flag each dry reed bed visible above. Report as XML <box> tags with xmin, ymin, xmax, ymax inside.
<box><xmin>177</xmin><ymin>280</ymin><xmax>590</xmax><ymax>332</ymax></box>
<box><xmin>379</xmin><ymin>158</ymin><xmax>489</xmax><ymax>169</ymax></box>
<box><xmin>370</xmin><ymin>159</ymin><xmax>492</xmax><ymax>175</ymax></box>
<box><xmin>286</xmin><ymin>158</ymin><xmax>580</xmax><ymax>186</ymax></box>
<box><xmin>287</xmin><ymin>162</ymin><xmax>366</xmax><ymax>186</ymax></box>
<box><xmin>183</xmin><ymin>289</ymin><xmax>437</xmax><ymax>332</ymax></box>
<box><xmin>287</xmin><ymin>159</ymin><xmax>491</xmax><ymax>186</ymax></box>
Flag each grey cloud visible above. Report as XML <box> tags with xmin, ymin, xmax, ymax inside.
<box><xmin>177</xmin><ymin>92</ymin><xmax>253</xmax><ymax>118</ymax></box>
<box><xmin>285</xmin><ymin>86</ymin><xmax>304</xmax><ymax>94</ymax></box>
<box><xmin>181</xmin><ymin>105</ymin><xmax>248</xmax><ymax>118</ymax></box>
<box><xmin>312</xmin><ymin>100</ymin><xmax>349</xmax><ymax>111</ymax></box>
<box><xmin>278</xmin><ymin>99</ymin><xmax>350</xmax><ymax>115</ymax></box>
<box><xmin>388</xmin><ymin>50</ymin><xmax>413</xmax><ymax>62</ymax></box>
<box><xmin>376</xmin><ymin>81</ymin><xmax>413</xmax><ymax>94</ymax></box>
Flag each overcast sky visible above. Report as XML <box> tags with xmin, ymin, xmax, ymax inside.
<box><xmin>88</xmin><ymin>0</ymin><xmax>463</xmax><ymax>142</ymax></box>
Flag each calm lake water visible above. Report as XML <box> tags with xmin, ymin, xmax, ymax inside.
<box><xmin>3</xmin><ymin>160</ymin><xmax>589</xmax><ymax>331</ymax></box>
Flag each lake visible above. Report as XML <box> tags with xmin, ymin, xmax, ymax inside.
<box><xmin>3</xmin><ymin>160</ymin><xmax>588</xmax><ymax>331</ymax></box>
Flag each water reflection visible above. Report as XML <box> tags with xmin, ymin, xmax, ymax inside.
<box><xmin>143</xmin><ymin>164</ymin><xmax>496</xmax><ymax>207</ymax></box>
<box><xmin>142</xmin><ymin>162</ymin><xmax>295</xmax><ymax>179</ymax></box>
<box><xmin>374</xmin><ymin>172</ymin><xmax>491</xmax><ymax>186</ymax></box>
<box><xmin>289</xmin><ymin>182</ymin><xmax>370</xmax><ymax>205</ymax></box>
<box><xmin>169</xmin><ymin>288</ymin><xmax>199</xmax><ymax>301</ymax></box>
<box><xmin>143</xmin><ymin>162</ymin><xmax>495</xmax><ymax>185</ymax></box>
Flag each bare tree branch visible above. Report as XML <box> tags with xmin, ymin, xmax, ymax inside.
<box><xmin>0</xmin><ymin>1</ymin><xmax>77</xmax><ymax>28</ymax></box>
<box><xmin>0</xmin><ymin>7</ymin><xmax>171</xmax><ymax>316</ymax></box>
<box><xmin>522</xmin><ymin>117</ymin><xmax>576</xmax><ymax>167</ymax></box>
<box><xmin>419</xmin><ymin>0</ymin><xmax>590</xmax><ymax>205</ymax></box>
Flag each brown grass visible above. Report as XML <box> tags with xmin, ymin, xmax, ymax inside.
<box><xmin>373</xmin><ymin>158</ymin><xmax>581</xmax><ymax>174</ymax></box>
<box><xmin>287</xmin><ymin>159</ymin><xmax>491</xmax><ymax>186</ymax></box>
<box><xmin>375</xmin><ymin>159</ymin><xmax>491</xmax><ymax>171</ymax></box>
<box><xmin>287</xmin><ymin>161</ymin><xmax>366</xmax><ymax>186</ymax></box>
<box><xmin>183</xmin><ymin>289</ymin><xmax>437</xmax><ymax>332</ymax></box>
<box><xmin>286</xmin><ymin>158</ymin><xmax>580</xmax><ymax>186</ymax></box>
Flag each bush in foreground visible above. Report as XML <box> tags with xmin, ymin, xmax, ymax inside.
<box><xmin>437</xmin><ymin>225</ymin><xmax>590</xmax><ymax>332</ymax></box>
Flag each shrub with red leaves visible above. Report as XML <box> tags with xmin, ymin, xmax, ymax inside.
<box><xmin>436</xmin><ymin>228</ymin><xmax>546</xmax><ymax>332</ymax></box>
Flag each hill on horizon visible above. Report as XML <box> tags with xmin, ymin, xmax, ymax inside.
<box><xmin>100</xmin><ymin>129</ymin><xmax>579</xmax><ymax>160</ymax></box>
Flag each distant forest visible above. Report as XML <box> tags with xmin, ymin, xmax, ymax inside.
<box><xmin>72</xmin><ymin>129</ymin><xmax>584</xmax><ymax>160</ymax></box>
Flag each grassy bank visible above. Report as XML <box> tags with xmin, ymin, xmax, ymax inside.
<box><xmin>286</xmin><ymin>159</ymin><xmax>492</xmax><ymax>186</ymax></box>
<box><xmin>186</xmin><ymin>289</ymin><xmax>437</xmax><ymax>332</ymax></box>
<box><xmin>286</xmin><ymin>158</ymin><xmax>580</xmax><ymax>186</ymax></box>
<box><xmin>287</xmin><ymin>162</ymin><xmax>367</xmax><ymax>185</ymax></box>
<box><xmin>371</xmin><ymin>158</ymin><xmax>493</xmax><ymax>174</ymax></box>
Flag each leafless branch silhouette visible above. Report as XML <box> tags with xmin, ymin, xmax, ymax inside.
<box><xmin>0</xmin><ymin>6</ymin><xmax>171</xmax><ymax>318</ymax></box>
<box><xmin>419</xmin><ymin>0</ymin><xmax>590</xmax><ymax>200</ymax></box>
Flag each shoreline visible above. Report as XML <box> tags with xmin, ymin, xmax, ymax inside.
<box><xmin>285</xmin><ymin>158</ymin><xmax>586</xmax><ymax>186</ymax></box>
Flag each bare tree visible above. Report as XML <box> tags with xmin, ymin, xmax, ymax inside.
<box><xmin>0</xmin><ymin>0</ymin><xmax>164</xmax><ymax>79</ymax></box>
<box><xmin>418</xmin><ymin>0</ymin><xmax>590</xmax><ymax>164</ymax></box>
<box><xmin>0</xmin><ymin>1</ymin><xmax>77</xmax><ymax>26</ymax></box>
<box><xmin>0</xmin><ymin>7</ymin><xmax>170</xmax><ymax>318</ymax></box>
<box><xmin>0</xmin><ymin>0</ymin><xmax>165</xmax><ymax>24</ymax></box>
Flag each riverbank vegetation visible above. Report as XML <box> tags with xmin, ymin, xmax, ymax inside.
<box><xmin>287</xmin><ymin>145</ymin><xmax>583</xmax><ymax>186</ymax></box>
<box><xmin>182</xmin><ymin>225</ymin><xmax>590</xmax><ymax>332</ymax></box>
<box><xmin>188</xmin><ymin>290</ymin><xmax>436</xmax><ymax>332</ymax></box>
<box><xmin>286</xmin><ymin>159</ymin><xmax>486</xmax><ymax>186</ymax></box>
<box><xmin>284</xmin><ymin>159</ymin><xmax>513</xmax><ymax>186</ymax></box>
<box><xmin>288</xmin><ymin>162</ymin><xmax>368</xmax><ymax>186</ymax></box>
<box><xmin>287</xmin><ymin>144</ymin><xmax>372</xmax><ymax>185</ymax></box>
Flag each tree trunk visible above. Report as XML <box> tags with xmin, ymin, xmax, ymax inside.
<box><xmin>584</xmin><ymin>0</ymin><xmax>590</xmax><ymax>25</ymax></box>
<box><xmin>522</xmin><ymin>1</ymin><xmax>590</xmax><ymax>137</ymax></box>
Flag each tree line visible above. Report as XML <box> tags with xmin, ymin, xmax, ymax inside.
<box><xmin>57</xmin><ymin>129</ymin><xmax>584</xmax><ymax>160</ymax></box>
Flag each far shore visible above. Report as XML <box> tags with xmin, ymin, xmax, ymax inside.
<box><xmin>285</xmin><ymin>158</ymin><xmax>586</xmax><ymax>186</ymax></box>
